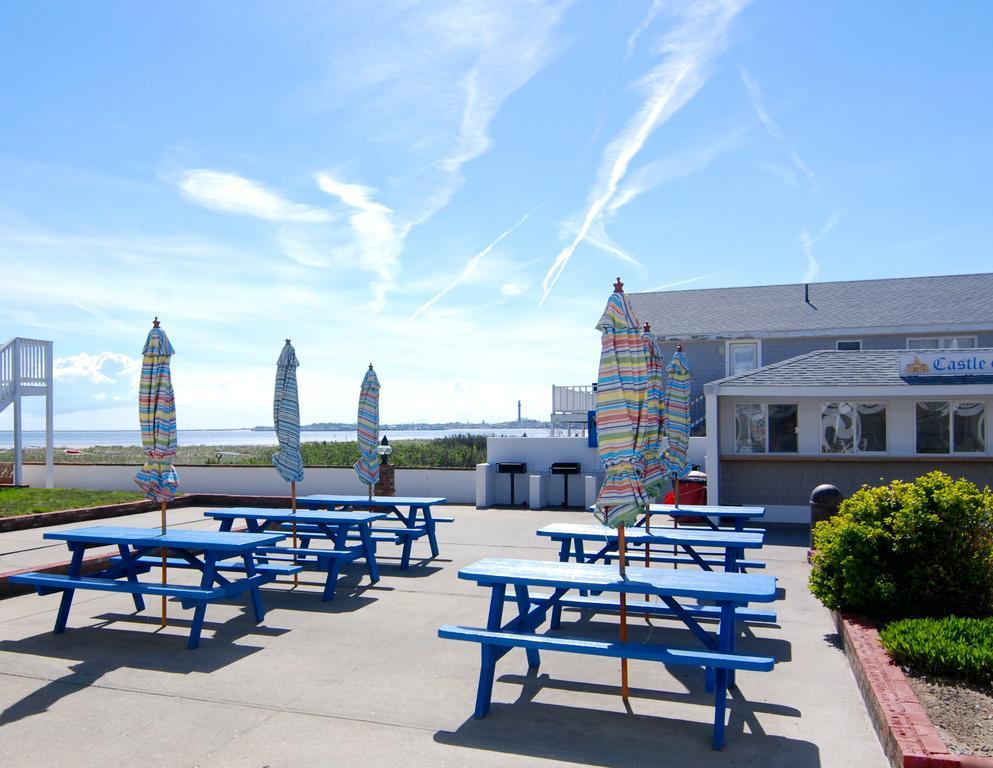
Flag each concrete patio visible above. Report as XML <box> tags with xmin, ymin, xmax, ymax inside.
<box><xmin>0</xmin><ymin>504</ymin><xmax>886</xmax><ymax>767</ymax></box>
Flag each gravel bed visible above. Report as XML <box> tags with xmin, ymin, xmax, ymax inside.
<box><xmin>905</xmin><ymin>671</ymin><xmax>993</xmax><ymax>757</ymax></box>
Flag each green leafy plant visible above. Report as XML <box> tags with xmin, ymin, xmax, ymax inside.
<box><xmin>880</xmin><ymin>616</ymin><xmax>993</xmax><ymax>685</ymax></box>
<box><xmin>809</xmin><ymin>471</ymin><xmax>993</xmax><ymax>617</ymax></box>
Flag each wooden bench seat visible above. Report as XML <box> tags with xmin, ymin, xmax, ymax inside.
<box><xmin>519</xmin><ymin>592</ymin><xmax>778</xmax><ymax>625</ymax></box>
<box><xmin>110</xmin><ymin>555</ymin><xmax>303</xmax><ymax>577</ymax></box>
<box><xmin>439</xmin><ymin>625</ymin><xmax>774</xmax><ymax>670</ymax></box>
<box><xmin>11</xmin><ymin>572</ymin><xmax>223</xmax><ymax>603</ymax></box>
<box><xmin>603</xmin><ymin>553</ymin><xmax>766</xmax><ymax>569</ymax></box>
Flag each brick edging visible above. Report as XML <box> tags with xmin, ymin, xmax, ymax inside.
<box><xmin>834</xmin><ymin>611</ymin><xmax>993</xmax><ymax>768</ymax></box>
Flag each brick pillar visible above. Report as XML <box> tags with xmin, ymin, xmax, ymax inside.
<box><xmin>375</xmin><ymin>463</ymin><xmax>395</xmax><ymax>496</ymax></box>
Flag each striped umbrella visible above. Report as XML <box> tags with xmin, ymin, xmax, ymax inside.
<box><xmin>663</xmin><ymin>345</ymin><xmax>692</xmax><ymax>503</ymax></box>
<box><xmin>273</xmin><ymin>340</ymin><xmax>304</xmax><ymax>584</ymax></box>
<box><xmin>354</xmin><ymin>364</ymin><xmax>381</xmax><ymax>500</ymax></box>
<box><xmin>272</xmin><ymin>340</ymin><xmax>304</xmax><ymax>486</ymax></box>
<box><xmin>133</xmin><ymin>317</ymin><xmax>178</xmax><ymax>627</ymax></box>
<box><xmin>640</xmin><ymin>322</ymin><xmax>666</xmax><ymax>499</ymax></box>
<box><xmin>592</xmin><ymin>278</ymin><xmax>648</xmax><ymax>701</ymax></box>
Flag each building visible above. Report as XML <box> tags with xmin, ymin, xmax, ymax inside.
<box><xmin>630</xmin><ymin>273</ymin><xmax>993</xmax><ymax>431</ymax></box>
<box><xmin>704</xmin><ymin>347</ymin><xmax>993</xmax><ymax>523</ymax></box>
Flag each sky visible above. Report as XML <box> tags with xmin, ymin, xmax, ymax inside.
<box><xmin>2</xmin><ymin>1</ymin><xmax>992</xmax><ymax>430</ymax></box>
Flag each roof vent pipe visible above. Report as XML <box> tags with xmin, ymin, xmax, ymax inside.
<box><xmin>804</xmin><ymin>283</ymin><xmax>810</xmax><ymax>304</ymax></box>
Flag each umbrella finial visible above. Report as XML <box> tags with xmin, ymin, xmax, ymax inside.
<box><xmin>614</xmin><ymin>277</ymin><xmax>624</xmax><ymax>293</ymax></box>
<box><xmin>285</xmin><ymin>338</ymin><xmax>291</xmax><ymax>345</ymax></box>
<box><xmin>368</xmin><ymin>362</ymin><xmax>374</xmax><ymax>370</ymax></box>
<box><xmin>676</xmin><ymin>344</ymin><xmax>683</xmax><ymax>352</ymax></box>
<box><xmin>152</xmin><ymin>316</ymin><xmax>160</xmax><ymax>328</ymax></box>
<box><xmin>643</xmin><ymin>322</ymin><xmax>651</xmax><ymax>332</ymax></box>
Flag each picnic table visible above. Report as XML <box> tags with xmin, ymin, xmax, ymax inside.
<box><xmin>9</xmin><ymin>526</ymin><xmax>295</xmax><ymax>649</ymax></box>
<box><xmin>537</xmin><ymin>522</ymin><xmax>766</xmax><ymax>573</ymax></box>
<box><xmin>439</xmin><ymin>558</ymin><xmax>778</xmax><ymax>749</ymax></box>
<box><xmin>204</xmin><ymin>507</ymin><xmax>385</xmax><ymax>600</ymax></box>
<box><xmin>295</xmin><ymin>495</ymin><xmax>452</xmax><ymax>569</ymax></box>
<box><xmin>647</xmin><ymin>504</ymin><xmax>765</xmax><ymax>532</ymax></box>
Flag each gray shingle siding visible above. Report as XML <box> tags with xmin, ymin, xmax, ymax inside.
<box><xmin>629</xmin><ymin>272</ymin><xmax>993</xmax><ymax>340</ymax></box>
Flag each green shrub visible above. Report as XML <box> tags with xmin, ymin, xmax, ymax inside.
<box><xmin>880</xmin><ymin>616</ymin><xmax>993</xmax><ymax>685</ymax></box>
<box><xmin>809</xmin><ymin>471</ymin><xmax>993</xmax><ymax>618</ymax></box>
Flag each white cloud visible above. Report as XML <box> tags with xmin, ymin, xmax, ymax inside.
<box><xmin>800</xmin><ymin>210</ymin><xmax>843</xmax><ymax>283</ymax></box>
<box><xmin>500</xmin><ymin>282</ymin><xmax>525</xmax><ymax>297</ymax></box>
<box><xmin>177</xmin><ymin>170</ymin><xmax>332</xmax><ymax>223</ymax></box>
<box><xmin>54</xmin><ymin>352</ymin><xmax>139</xmax><ymax>385</ymax></box>
<box><xmin>542</xmin><ymin>0</ymin><xmax>751</xmax><ymax>301</ymax></box>
<box><xmin>411</xmin><ymin>206</ymin><xmax>538</xmax><ymax>319</ymax></box>
<box><xmin>740</xmin><ymin>68</ymin><xmax>819</xmax><ymax>194</ymax></box>
<box><xmin>316</xmin><ymin>172</ymin><xmax>403</xmax><ymax>311</ymax></box>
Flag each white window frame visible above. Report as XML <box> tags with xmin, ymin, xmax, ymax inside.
<box><xmin>733</xmin><ymin>402</ymin><xmax>798</xmax><ymax>455</ymax></box>
<box><xmin>820</xmin><ymin>401</ymin><xmax>888</xmax><ymax>455</ymax></box>
<box><xmin>836</xmin><ymin>339</ymin><xmax>862</xmax><ymax>351</ymax></box>
<box><xmin>914</xmin><ymin>399</ymin><xmax>988</xmax><ymax>455</ymax></box>
<box><xmin>906</xmin><ymin>335</ymin><xmax>978</xmax><ymax>350</ymax></box>
<box><xmin>726</xmin><ymin>339</ymin><xmax>761</xmax><ymax>376</ymax></box>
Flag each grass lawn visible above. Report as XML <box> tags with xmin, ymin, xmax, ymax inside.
<box><xmin>0</xmin><ymin>487</ymin><xmax>147</xmax><ymax>517</ymax></box>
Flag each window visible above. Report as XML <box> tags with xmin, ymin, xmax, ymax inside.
<box><xmin>821</xmin><ymin>402</ymin><xmax>887</xmax><ymax>454</ymax></box>
<box><xmin>836</xmin><ymin>340</ymin><xmax>862</xmax><ymax>351</ymax></box>
<box><xmin>734</xmin><ymin>403</ymin><xmax>798</xmax><ymax>454</ymax></box>
<box><xmin>916</xmin><ymin>401</ymin><xmax>986</xmax><ymax>454</ymax></box>
<box><xmin>727</xmin><ymin>341</ymin><xmax>759</xmax><ymax>376</ymax></box>
<box><xmin>907</xmin><ymin>336</ymin><xmax>977</xmax><ymax>350</ymax></box>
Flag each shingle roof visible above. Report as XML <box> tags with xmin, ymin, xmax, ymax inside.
<box><xmin>629</xmin><ymin>273</ymin><xmax>993</xmax><ymax>339</ymax></box>
<box><xmin>713</xmin><ymin>349</ymin><xmax>993</xmax><ymax>388</ymax></box>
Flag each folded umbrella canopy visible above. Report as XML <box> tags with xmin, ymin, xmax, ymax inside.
<box><xmin>354</xmin><ymin>364</ymin><xmax>381</xmax><ymax>500</ymax></box>
<box><xmin>640</xmin><ymin>322</ymin><xmax>666</xmax><ymax>500</ymax></box>
<box><xmin>663</xmin><ymin>345</ymin><xmax>692</xmax><ymax>503</ymax></box>
<box><xmin>593</xmin><ymin>279</ymin><xmax>648</xmax><ymax>700</ymax></box>
<box><xmin>272</xmin><ymin>340</ymin><xmax>304</xmax><ymax>486</ymax></box>
<box><xmin>133</xmin><ymin>318</ymin><xmax>178</xmax><ymax>626</ymax></box>
<box><xmin>273</xmin><ymin>340</ymin><xmax>304</xmax><ymax>584</ymax></box>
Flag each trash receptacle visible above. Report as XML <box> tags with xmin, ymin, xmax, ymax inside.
<box><xmin>664</xmin><ymin>470</ymin><xmax>707</xmax><ymax>522</ymax></box>
<box><xmin>809</xmin><ymin>484</ymin><xmax>843</xmax><ymax>548</ymax></box>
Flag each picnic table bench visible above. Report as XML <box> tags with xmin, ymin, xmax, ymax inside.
<box><xmin>295</xmin><ymin>495</ymin><xmax>452</xmax><ymax>569</ymax></box>
<box><xmin>439</xmin><ymin>558</ymin><xmax>778</xmax><ymax>749</ymax></box>
<box><xmin>537</xmin><ymin>522</ymin><xmax>766</xmax><ymax>573</ymax></box>
<box><xmin>204</xmin><ymin>508</ymin><xmax>386</xmax><ymax>601</ymax></box>
<box><xmin>9</xmin><ymin>526</ymin><xmax>293</xmax><ymax>649</ymax></box>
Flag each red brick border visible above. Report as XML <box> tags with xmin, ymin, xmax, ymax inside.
<box><xmin>834</xmin><ymin>612</ymin><xmax>993</xmax><ymax>768</ymax></box>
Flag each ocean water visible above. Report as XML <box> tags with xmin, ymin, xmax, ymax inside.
<box><xmin>0</xmin><ymin>427</ymin><xmax>551</xmax><ymax>449</ymax></box>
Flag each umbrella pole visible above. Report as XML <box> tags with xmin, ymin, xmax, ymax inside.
<box><xmin>618</xmin><ymin>526</ymin><xmax>629</xmax><ymax>700</ymax></box>
<box><xmin>160</xmin><ymin>500</ymin><xmax>167</xmax><ymax>627</ymax></box>
<box><xmin>291</xmin><ymin>480</ymin><xmax>298</xmax><ymax>587</ymax></box>
<box><xmin>673</xmin><ymin>476</ymin><xmax>680</xmax><ymax>570</ymax></box>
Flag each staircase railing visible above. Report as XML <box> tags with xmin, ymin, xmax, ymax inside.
<box><xmin>1</xmin><ymin>337</ymin><xmax>55</xmax><ymax>487</ymax></box>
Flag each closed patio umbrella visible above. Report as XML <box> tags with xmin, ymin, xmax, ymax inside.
<box><xmin>273</xmin><ymin>340</ymin><xmax>304</xmax><ymax>584</ymax></box>
<box><xmin>663</xmin><ymin>345</ymin><xmax>692</xmax><ymax>504</ymax></box>
<box><xmin>133</xmin><ymin>317</ymin><xmax>178</xmax><ymax>627</ymax></box>
<box><xmin>592</xmin><ymin>278</ymin><xmax>648</xmax><ymax>699</ymax></box>
<box><xmin>639</xmin><ymin>323</ymin><xmax>666</xmax><ymax>568</ymax></box>
<box><xmin>354</xmin><ymin>364</ymin><xmax>381</xmax><ymax>500</ymax></box>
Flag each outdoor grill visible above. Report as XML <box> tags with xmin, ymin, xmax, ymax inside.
<box><xmin>549</xmin><ymin>462</ymin><xmax>581</xmax><ymax>507</ymax></box>
<box><xmin>496</xmin><ymin>462</ymin><xmax>527</xmax><ymax>505</ymax></box>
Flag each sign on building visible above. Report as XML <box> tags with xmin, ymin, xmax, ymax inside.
<box><xmin>899</xmin><ymin>350</ymin><xmax>993</xmax><ymax>377</ymax></box>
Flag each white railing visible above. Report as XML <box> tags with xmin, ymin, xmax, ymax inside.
<box><xmin>1</xmin><ymin>337</ymin><xmax>55</xmax><ymax>487</ymax></box>
<box><xmin>552</xmin><ymin>385</ymin><xmax>594</xmax><ymax>414</ymax></box>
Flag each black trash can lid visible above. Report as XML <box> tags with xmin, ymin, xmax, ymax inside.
<box><xmin>810</xmin><ymin>484</ymin><xmax>843</xmax><ymax>505</ymax></box>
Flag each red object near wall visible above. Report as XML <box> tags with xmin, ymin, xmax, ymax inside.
<box><xmin>662</xmin><ymin>472</ymin><xmax>707</xmax><ymax>522</ymax></box>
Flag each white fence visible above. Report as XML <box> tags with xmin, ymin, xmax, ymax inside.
<box><xmin>20</xmin><ymin>464</ymin><xmax>476</xmax><ymax>504</ymax></box>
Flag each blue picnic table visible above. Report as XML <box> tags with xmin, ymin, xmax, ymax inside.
<box><xmin>439</xmin><ymin>557</ymin><xmax>778</xmax><ymax>749</ymax></box>
<box><xmin>8</xmin><ymin>526</ymin><xmax>295</xmax><ymax>649</ymax></box>
<box><xmin>295</xmin><ymin>495</ymin><xmax>452</xmax><ymax>569</ymax></box>
<box><xmin>204</xmin><ymin>507</ymin><xmax>385</xmax><ymax>600</ymax></box>
<box><xmin>537</xmin><ymin>522</ymin><xmax>766</xmax><ymax>573</ymax></box>
<box><xmin>647</xmin><ymin>504</ymin><xmax>765</xmax><ymax>532</ymax></box>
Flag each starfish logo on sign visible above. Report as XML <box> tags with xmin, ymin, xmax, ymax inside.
<box><xmin>904</xmin><ymin>356</ymin><xmax>930</xmax><ymax>375</ymax></box>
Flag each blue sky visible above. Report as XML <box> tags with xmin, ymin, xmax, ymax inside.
<box><xmin>2</xmin><ymin>1</ymin><xmax>991</xmax><ymax>430</ymax></box>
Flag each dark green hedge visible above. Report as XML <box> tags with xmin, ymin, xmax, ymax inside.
<box><xmin>809</xmin><ymin>471</ymin><xmax>993</xmax><ymax>618</ymax></box>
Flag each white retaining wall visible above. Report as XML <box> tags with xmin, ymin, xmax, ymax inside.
<box><xmin>20</xmin><ymin>464</ymin><xmax>476</xmax><ymax>504</ymax></box>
